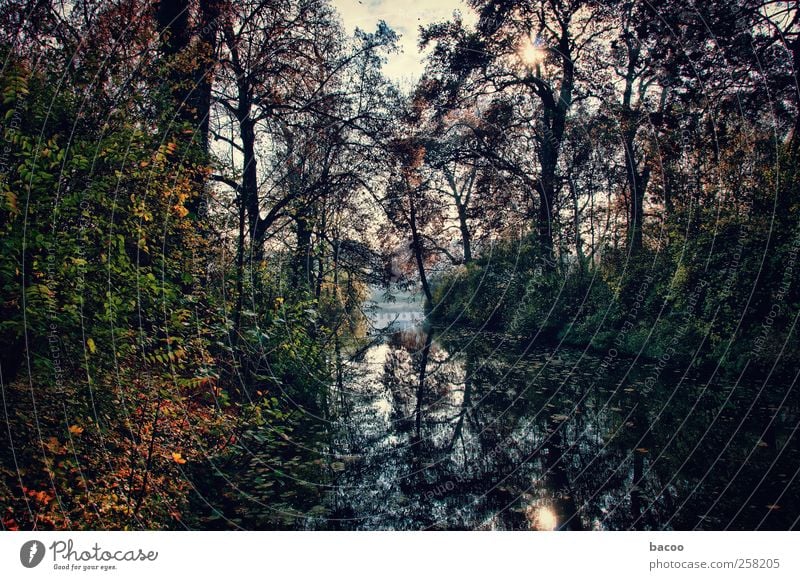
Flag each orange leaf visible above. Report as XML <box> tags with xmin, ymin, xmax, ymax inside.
<box><xmin>68</xmin><ymin>425</ymin><xmax>84</xmax><ymax>436</ymax></box>
<box><xmin>171</xmin><ymin>452</ymin><xmax>187</xmax><ymax>464</ymax></box>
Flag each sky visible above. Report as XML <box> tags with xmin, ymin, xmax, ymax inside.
<box><xmin>331</xmin><ymin>0</ymin><xmax>476</xmax><ymax>89</ymax></box>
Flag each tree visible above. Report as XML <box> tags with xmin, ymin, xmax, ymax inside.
<box><xmin>422</xmin><ymin>0</ymin><xmax>606</xmax><ymax>262</ymax></box>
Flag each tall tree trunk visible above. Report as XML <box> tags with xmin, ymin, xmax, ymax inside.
<box><xmin>232</xmin><ymin>193</ymin><xmax>246</xmax><ymax>346</ymax></box>
<box><xmin>620</xmin><ymin>36</ymin><xmax>651</xmax><ymax>253</ymax></box>
<box><xmin>154</xmin><ymin>0</ymin><xmax>191</xmax><ymax>90</ymax></box>
<box><xmin>537</xmin><ymin>119</ymin><xmax>558</xmax><ymax>262</ymax></box>
<box><xmin>533</xmin><ymin>24</ymin><xmax>573</xmax><ymax>264</ymax></box>
<box><xmin>408</xmin><ymin>192</ymin><xmax>433</xmax><ymax>304</ymax></box>
<box><xmin>239</xmin><ymin>116</ymin><xmax>259</xmax><ymax>242</ymax></box>
<box><xmin>155</xmin><ymin>0</ymin><xmax>212</xmax><ymax>221</ymax></box>
<box><xmin>195</xmin><ymin>0</ymin><xmax>222</xmax><ymax>157</ymax></box>
<box><xmin>293</xmin><ymin>208</ymin><xmax>313</xmax><ymax>290</ymax></box>
<box><xmin>569</xmin><ymin>177</ymin><xmax>585</xmax><ymax>272</ymax></box>
<box><xmin>624</xmin><ymin>132</ymin><xmax>646</xmax><ymax>252</ymax></box>
<box><xmin>457</xmin><ymin>203</ymin><xmax>472</xmax><ymax>264</ymax></box>
<box><xmin>444</xmin><ymin>166</ymin><xmax>473</xmax><ymax>264</ymax></box>
<box><xmin>315</xmin><ymin>211</ymin><xmax>327</xmax><ymax>299</ymax></box>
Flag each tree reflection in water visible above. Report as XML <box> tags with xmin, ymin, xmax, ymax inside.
<box><xmin>321</xmin><ymin>327</ymin><xmax>800</xmax><ymax>530</ymax></box>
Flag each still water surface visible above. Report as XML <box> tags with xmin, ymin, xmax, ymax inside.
<box><xmin>315</xmin><ymin>325</ymin><xmax>798</xmax><ymax>530</ymax></box>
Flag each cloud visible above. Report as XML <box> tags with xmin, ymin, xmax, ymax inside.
<box><xmin>332</xmin><ymin>0</ymin><xmax>476</xmax><ymax>88</ymax></box>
